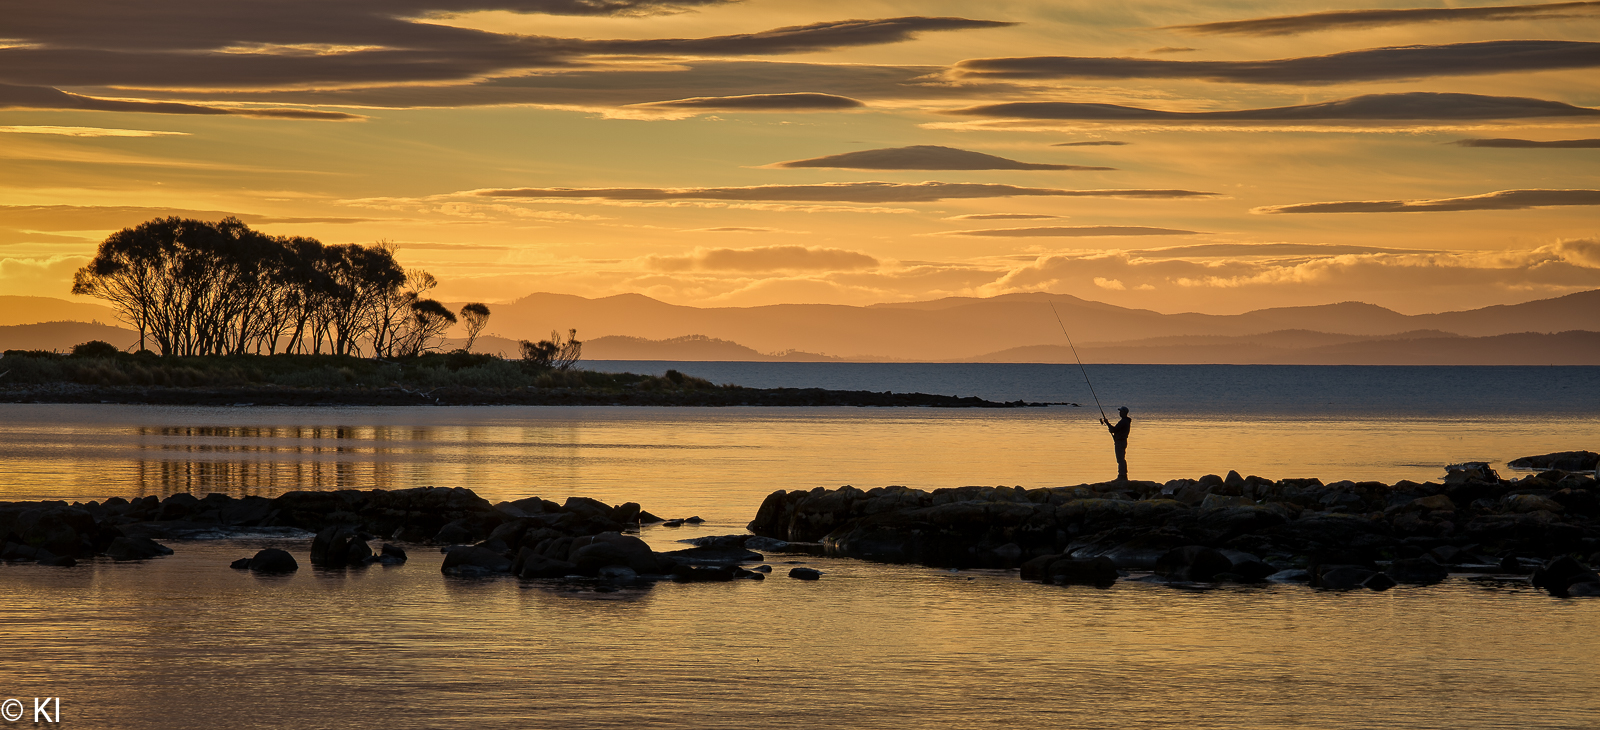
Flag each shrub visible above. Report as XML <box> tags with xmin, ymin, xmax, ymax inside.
<box><xmin>71</xmin><ymin>340</ymin><xmax>122</xmax><ymax>358</ymax></box>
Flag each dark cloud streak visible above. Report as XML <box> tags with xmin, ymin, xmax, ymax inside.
<box><xmin>948</xmin><ymin>93</ymin><xmax>1600</xmax><ymax>122</ymax></box>
<box><xmin>1255</xmin><ymin>189</ymin><xmax>1600</xmax><ymax>214</ymax></box>
<box><xmin>947</xmin><ymin>226</ymin><xmax>1201</xmax><ymax>237</ymax></box>
<box><xmin>952</xmin><ymin>41</ymin><xmax>1600</xmax><ymax>85</ymax></box>
<box><xmin>630</xmin><ymin>93</ymin><xmax>863</xmax><ymax>110</ymax></box>
<box><xmin>1454</xmin><ymin>137</ymin><xmax>1600</xmax><ymax>148</ymax></box>
<box><xmin>770</xmin><ymin>145</ymin><xmax>1113</xmax><ymax>171</ymax></box>
<box><xmin>1164</xmin><ymin>1</ymin><xmax>1600</xmax><ymax>36</ymax></box>
<box><xmin>475</xmin><ymin>182</ymin><xmax>1219</xmax><ymax>203</ymax></box>
<box><xmin>0</xmin><ymin>83</ymin><xmax>362</xmax><ymax>119</ymax></box>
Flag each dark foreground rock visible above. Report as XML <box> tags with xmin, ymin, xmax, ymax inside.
<box><xmin>1509</xmin><ymin>451</ymin><xmax>1599</xmax><ymax>473</ymax></box>
<box><xmin>232</xmin><ymin>548</ymin><xmax>298</xmax><ymax>573</ymax></box>
<box><xmin>748</xmin><ymin>470</ymin><xmax>1600</xmax><ymax>593</ymax></box>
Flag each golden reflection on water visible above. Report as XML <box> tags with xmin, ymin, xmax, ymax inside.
<box><xmin>3</xmin><ymin>541</ymin><xmax>1598</xmax><ymax>730</ymax></box>
<box><xmin>1</xmin><ymin>405</ymin><xmax>1596</xmax><ymax>522</ymax></box>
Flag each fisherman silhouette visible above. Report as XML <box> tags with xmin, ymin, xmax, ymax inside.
<box><xmin>1101</xmin><ymin>406</ymin><xmax>1131</xmax><ymax>481</ymax></box>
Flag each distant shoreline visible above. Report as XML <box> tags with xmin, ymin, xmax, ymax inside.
<box><xmin>0</xmin><ymin>383</ymin><xmax>1053</xmax><ymax>408</ymax></box>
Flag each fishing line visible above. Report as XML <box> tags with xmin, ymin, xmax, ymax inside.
<box><xmin>1048</xmin><ymin>302</ymin><xmax>1107</xmax><ymax>422</ymax></box>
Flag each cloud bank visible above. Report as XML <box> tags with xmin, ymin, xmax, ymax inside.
<box><xmin>0</xmin><ymin>83</ymin><xmax>362</xmax><ymax>120</ymax></box>
<box><xmin>1255</xmin><ymin>189</ymin><xmax>1600</xmax><ymax>214</ymax></box>
<box><xmin>769</xmin><ymin>145</ymin><xmax>1113</xmax><ymax>171</ymax></box>
<box><xmin>1454</xmin><ymin>137</ymin><xmax>1600</xmax><ymax>148</ymax></box>
<box><xmin>645</xmin><ymin>245</ymin><xmax>879</xmax><ymax>272</ymax></box>
<box><xmin>628</xmin><ymin>93</ymin><xmax>864</xmax><ymax>111</ymax></box>
<box><xmin>474</xmin><ymin>182</ymin><xmax>1219</xmax><ymax>203</ymax></box>
<box><xmin>951</xmin><ymin>42</ymin><xmax>1600</xmax><ymax>85</ymax></box>
<box><xmin>946</xmin><ymin>225</ymin><xmax>1201</xmax><ymax>237</ymax></box>
<box><xmin>1164</xmin><ymin>2</ymin><xmax>1600</xmax><ymax>36</ymax></box>
<box><xmin>947</xmin><ymin>93</ymin><xmax>1600</xmax><ymax>122</ymax></box>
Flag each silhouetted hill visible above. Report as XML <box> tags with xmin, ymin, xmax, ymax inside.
<box><xmin>0</xmin><ymin>322</ymin><xmax>138</xmax><ymax>353</ymax></box>
<box><xmin>583</xmin><ymin>335</ymin><xmax>841</xmax><ymax>362</ymax></box>
<box><xmin>8</xmin><ymin>289</ymin><xmax>1599</xmax><ymax>363</ymax></box>
<box><xmin>469</xmin><ymin>289</ymin><xmax>1600</xmax><ymax>361</ymax></box>
<box><xmin>969</xmin><ymin>331</ymin><xmax>1600</xmax><ymax>365</ymax></box>
<box><xmin>0</xmin><ymin>296</ymin><xmax>118</xmax><ymax>327</ymax></box>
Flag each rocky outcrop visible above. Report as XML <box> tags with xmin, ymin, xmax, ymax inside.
<box><xmin>1509</xmin><ymin>451</ymin><xmax>1599</xmax><ymax>472</ymax></box>
<box><xmin>748</xmin><ymin>471</ymin><xmax>1600</xmax><ymax>585</ymax></box>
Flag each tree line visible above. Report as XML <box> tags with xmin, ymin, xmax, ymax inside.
<box><xmin>72</xmin><ymin>217</ymin><xmax>491</xmax><ymax>358</ymax></box>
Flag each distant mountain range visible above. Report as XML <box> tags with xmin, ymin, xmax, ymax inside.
<box><xmin>4</xmin><ymin>290</ymin><xmax>1599</xmax><ymax>365</ymax></box>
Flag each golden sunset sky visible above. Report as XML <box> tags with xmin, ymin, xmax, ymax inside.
<box><xmin>2</xmin><ymin>0</ymin><xmax>1597</xmax><ymax>315</ymax></box>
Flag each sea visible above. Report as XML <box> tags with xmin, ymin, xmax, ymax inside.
<box><xmin>4</xmin><ymin>363</ymin><xmax>1599</xmax><ymax>729</ymax></box>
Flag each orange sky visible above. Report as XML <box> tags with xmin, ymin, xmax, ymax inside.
<box><xmin>1</xmin><ymin>0</ymin><xmax>1598</xmax><ymax>315</ymax></box>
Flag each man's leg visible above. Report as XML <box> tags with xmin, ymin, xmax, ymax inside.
<box><xmin>1115</xmin><ymin>441</ymin><xmax>1128</xmax><ymax>480</ymax></box>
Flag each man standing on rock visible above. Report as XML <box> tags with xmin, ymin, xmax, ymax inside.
<box><xmin>1102</xmin><ymin>406</ymin><xmax>1131</xmax><ymax>481</ymax></box>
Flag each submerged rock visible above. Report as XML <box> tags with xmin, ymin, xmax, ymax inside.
<box><xmin>788</xmin><ymin>567</ymin><xmax>822</xmax><ymax>581</ymax></box>
<box><xmin>244</xmin><ymin>548</ymin><xmax>299</xmax><ymax>573</ymax></box>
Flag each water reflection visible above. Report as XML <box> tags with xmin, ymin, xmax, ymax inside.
<box><xmin>2</xmin><ymin>404</ymin><xmax>1597</xmax><ymax>525</ymax></box>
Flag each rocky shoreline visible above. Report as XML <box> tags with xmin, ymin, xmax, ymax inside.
<box><xmin>0</xmin><ymin>382</ymin><xmax>1051</xmax><ymax>408</ymax></box>
<box><xmin>6</xmin><ymin>452</ymin><xmax>1599</xmax><ymax>597</ymax></box>
<box><xmin>748</xmin><ymin>454</ymin><xmax>1600</xmax><ymax>596</ymax></box>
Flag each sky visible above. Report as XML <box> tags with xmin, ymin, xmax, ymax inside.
<box><xmin>1</xmin><ymin>0</ymin><xmax>1597</xmax><ymax>315</ymax></box>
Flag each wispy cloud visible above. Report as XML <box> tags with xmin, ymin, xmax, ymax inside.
<box><xmin>1255</xmin><ymin>189</ymin><xmax>1600</xmax><ymax>214</ymax></box>
<box><xmin>1453</xmin><ymin>137</ymin><xmax>1600</xmax><ymax>148</ymax></box>
<box><xmin>644</xmin><ymin>245</ymin><xmax>879</xmax><ymax>272</ymax></box>
<box><xmin>1163</xmin><ymin>1</ymin><xmax>1600</xmax><ymax>36</ymax></box>
<box><xmin>951</xmin><ymin>41</ymin><xmax>1600</xmax><ymax>85</ymax></box>
<box><xmin>945</xmin><ymin>225</ymin><xmax>1202</xmax><ymax>237</ymax></box>
<box><xmin>627</xmin><ymin>93</ymin><xmax>864</xmax><ymax>112</ymax></box>
<box><xmin>944</xmin><ymin>213</ymin><xmax>1064</xmax><ymax>221</ymax></box>
<box><xmin>0</xmin><ymin>83</ymin><xmax>363</xmax><ymax>120</ymax></box>
<box><xmin>1053</xmin><ymin>140</ymin><xmax>1129</xmax><ymax>146</ymax></box>
<box><xmin>474</xmin><ymin>181</ymin><xmax>1220</xmax><ymax>203</ymax></box>
<box><xmin>768</xmin><ymin>145</ymin><xmax>1113</xmax><ymax>171</ymax></box>
<box><xmin>946</xmin><ymin>93</ymin><xmax>1600</xmax><ymax>123</ymax></box>
<box><xmin>0</xmin><ymin>125</ymin><xmax>189</xmax><ymax>137</ymax></box>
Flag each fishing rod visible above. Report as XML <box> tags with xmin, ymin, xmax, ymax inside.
<box><xmin>1048</xmin><ymin>302</ymin><xmax>1107</xmax><ymax>423</ymax></box>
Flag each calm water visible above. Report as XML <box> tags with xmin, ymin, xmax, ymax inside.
<box><xmin>3</xmin><ymin>364</ymin><xmax>1599</xmax><ymax>728</ymax></box>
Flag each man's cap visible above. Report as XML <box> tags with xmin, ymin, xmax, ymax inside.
<box><xmin>1118</xmin><ymin>406</ymin><xmax>1129</xmax><ymax>413</ymax></box>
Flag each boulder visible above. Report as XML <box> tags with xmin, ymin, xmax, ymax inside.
<box><xmin>661</xmin><ymin>544</ymin><xmax>763</xmax><ymax>566</ymax></box>
<box><xmin>1362</xmin><ymin>572</ymin><xmax>1397</xmax><ymax>591</ymax></box>
<box><xmin>744</xmin><ymin>536</ymin><xmax>790</xmax><ymax>552</ymax></box>
<box><xmin>1315</xmin><ymin>566</ymin><xmax>1376</xmax><ymax>590</ymax></box>
<box><xmin>441</xmin><ymin>546</ymin><xmax>513</xmax><ymax>576</ymax></box>
<box><xmin>1503</xmin><ymin>494</ymin><xmax>1565</xmax><ymax>514</ymax></box>
<box><xmin>311</xmin><ymin>526</ymin><xmax>371</xmax><ymax>567</ymax></box>
<box><xmin>1384</xmin><ymin>557</ymin><xmax>1449</xmax><ymax>585</ymax></box>
<box><xmin>1097</xmin><ymin>532</ymin><xmax>1191</xmax><ymax>570</ymax></box>
<box><xmin>246</xmin><ymin>548</ymin><xmax>299</xmax><ymax>573</ymax></box>
<box><xmin>217</xmin><ymin>496</ymin><xmax>276</xmax><ymax>525</ymax></box>
<box><xmin>1226</xmin><ymin>559</ymin><xmax>1277</xmax><ymax>583</ymax></box>
<box><xmin>1154</xmin><ymin>546</ymin><xmax>1233</xmax><ymax>582</ymax></box>
<box><xmin>1531</xmin><ymin>556</ymin><xmax>1600</xmax><ymax>597</ymax></box>
<box><xmin>1567</xmin><ymin>582</ymin><xmax>1600</xmax><ymax>597</ymax></box>
<box><xmin>675</xmin><ymin>565</ymin><xmax>738</xmax><ymax>582</ymax></box>
<box><xmin>1047</xmin><ymin>556</ymin><xmax>1119</xmax><ymax>588</ymax></box>
<box><xmin>1267</xmin><ymin>569</ymin><xmax>1311</xmax><ymax>583</ymax></box>
<box><xmin>104</xmin><ymin>536</ymin><xmax>173</xmax><ymax>561</ymax></box>
<box><xmin>567</xmin><ymin>533</ymin><xmax>661</xmax><ymax>574</ymax></box>
<box><xmin>1508</xmin><ymin>451</ymin><xmax>1599</xmax><ymax>472</ymax></box>
<box><xmin>514</xmin><ymin>549</ymin><xmax>579</xmax><ymax>579</ymax></box>
<box><xmin>788</xmin><ymin>567</ymin><xmax>822</xmax><ymax>581</ymax></box>
<box><xmin>377</xmin><ymin>543</ymin><xmax>408</xmax><ymax>565</ymax></box>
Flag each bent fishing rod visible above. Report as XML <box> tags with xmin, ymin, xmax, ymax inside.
<box><xmin>1048</xmin><ymin>302</ymin><xmax>1108</xmax><ymax>424</ymax></box>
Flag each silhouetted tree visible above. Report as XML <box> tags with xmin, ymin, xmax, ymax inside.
<box><xmin>72</xmin><ymin>217</ymin><xmax>429</xmax><ymax>357</ymax></box>
<box><xmin>459</xmin><ymin>303</ymin><xmax>490</xmax><ymax>352</ymax></box>
<box><xmin>520</xmin><ymin>328</ymin><xmax>582</xmax><ymax>371</ymax></box>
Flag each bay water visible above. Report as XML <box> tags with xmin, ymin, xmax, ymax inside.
<box><xmin>3</xmin><ymin>364</ymin><xmax>1598</xmax><ymax>728</ymax></box>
